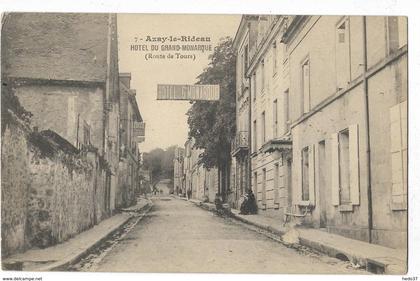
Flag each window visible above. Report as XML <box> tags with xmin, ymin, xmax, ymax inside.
<box><xmin>302</xmin><ymin>59</ymin><xmax>310</xmax><ymax>113</ymax></box>
<box><xmin>284</xmin><ymin>89</ymin><xmax>290</xmax><ymax>133</ymax></box>
<box><xmin>82</xmin><ymin>121</ymin><xmax>91</xmax><ymax>147</ymax></box>
<box><xmin>253</xmin><ymin>120</ymin><xmax>257</xmax><ymax>152</ymax></box>
<box><xmin>244</xmin><ymin>44</ymin><xmax>249</xmax><ymax>72</ymax></box>
<box><xmin>338</xmin><ymin>129</ymin><xmax>351</xmax><ymax>204</ymax></box>
<box><xmin>335</xmin><ymin>18</ymin><xmax>351</xmax><ymax>90</ymax></box>
<box><xmin>261</xmin><ymin>111</ymin><xmax>266</xmax><ymax>144</ymax></box>
<box><xmin>252</xmin><ymin>73</ymin><xmax>257</xmax><ymax>101</ymax></box>
<box><xmin>261</xmin><ymin>60</ymin><xmax>265</xmax><ymax>92</ymax></box>
<box><xmin>272</xmin><ymin>41</ymin><xmax>277</xmax><ymax>75</ymax></box>
<box><xmin>240</xmin><ymin>52</ymin><xmax>244</xmax><ymax>80</ymax></box>
<box><xmin>301</xmin><ymin>147</ymin><xmax>310</xmax><ymax>201</ymax></box>
<box><xmin>274</xmin><ymin>163</ymin><xmax>280</xmax><ymax>207</ymax></box>
<box><xmin>273</xmin><ymin>99</ymin><xmax>278</xmax><ymax>138</ymax></box>
<box><xmin>331</xmin><ymin>125</ymin><xmax>360</xmax><ymax>207</ymax></box>
<box><xmin>253</xmin><ymin>172</ymin><xmax>258</xmax><ymax>202</ymax></box>
<box><xmin>388</xmin><ymin>16</ymin><xmax>408</xmax><ymax>54</ymax></box>
<box><xmin>262</xmin><ymin>168</ymin><xmax>267</xmax><ymax>207</ymax></box>
<box><xmin>299</xmin><ymin>144</ymin><xmax>315</xmax><ymax>204</ymax></box>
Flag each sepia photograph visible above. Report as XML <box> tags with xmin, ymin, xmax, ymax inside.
<box><xmin>0</xmin><ymin>6</ymin><xmax>414</xmax><ymax>278</ymax></box>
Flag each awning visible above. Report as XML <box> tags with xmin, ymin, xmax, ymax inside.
<box><xmin>261</xmin><ymin>137</ymin><xmax>292</xmax><ymax>154</ymax></box>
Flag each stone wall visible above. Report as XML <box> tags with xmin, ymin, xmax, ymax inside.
<box><xmin>1</xmin><ymin>119</ymin><xmax>30</xmax><ymax>257</ymax></box>
<box><xmin>117</xmin><ymin>156</ymin><xmax>137</xmax><ymax>209</ymax></box>
<box><xmin>1</xmin><ymin>114</ymin><xmax>110</xmax><ymax>257</ymax></box>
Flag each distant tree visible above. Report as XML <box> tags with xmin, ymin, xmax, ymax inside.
<box><xmin>186</xmin><ymin>36</ymin><xmax>236</xmax><ymax>168</ymax></box>
<box><xmin>142</xmin><ymin>146</ymin><xmax>176</xmax><ymax>187</ymax></box>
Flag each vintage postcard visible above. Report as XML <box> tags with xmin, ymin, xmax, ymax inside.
<box><xmin>1</xmin><ymin>13</ymin><xmax>408</xmax><ymax>275</ymax></box>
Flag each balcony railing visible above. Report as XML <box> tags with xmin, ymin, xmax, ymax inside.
<box><xmin>231</xmin><ymin>131</ymin><xmax>249</xmax><ymax>157</ymax></box>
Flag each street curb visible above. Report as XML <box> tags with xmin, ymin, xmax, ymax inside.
<box><xmin>38</xmin><ymin>200</ymin><xmax>153</xmax><ymax>271</ymax></box>
<box><xmin>186</xmin><ymin>198</ymin><xmax>405</xmax><ymax>274</ymax></box>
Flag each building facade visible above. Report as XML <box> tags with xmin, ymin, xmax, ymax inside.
<box><xmin>231</xmin><ymin>16</ymin><xmax>256</xmax><ymax>209</ymax></box>
<box><xmin>1</xmin><ymin>13</ymin><xmax>140</xmax><ymax>256</ymax></box>
<box><xmin>233</xmin><ymin>15</ymin><xmax>407</xmax><ymax>249</ymax></box>
<box><xmin>183</xmin><ymin>139</ymin><xmax>218</xmax><ymax>202</ymax></box>
<box><xmin>232</xmin><ymin>16</ymin><xmax>293</xmax><ymax>218</ymax></box>
<box><xmin>117</xmin><ymin>72</ymin><xmax>144</xmax><ymax>208</ymax></box>
<box><xmin>2</xmin><ymin>13</ymin><xmax>123</xmax><ymax>214</ymax></box>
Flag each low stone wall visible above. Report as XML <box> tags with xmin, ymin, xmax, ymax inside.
<box><xmin>1</xmin><ymin>115</ymin><xmax>110</xmax><ymax>257</ymax></box>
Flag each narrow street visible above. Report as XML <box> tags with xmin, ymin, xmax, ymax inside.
<box><xmin>76</xmin><ymin>197</ymin><xmax>362</xmax><ymax>274</ymax></box>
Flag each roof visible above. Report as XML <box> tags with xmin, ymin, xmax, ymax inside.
<box><xmin>232</xmin><ymin>15</ymin><xmax>259</xmax><ymax>50</ymax></box>
<box><xmin>2</xmin><ymin>13</ymin><xmax>110</xmax><ymax>83</ymax></box>
<box><xmin>120</xmin><ymin>80</ymin><xmax>142</xmax><ymax>122</ymax></box>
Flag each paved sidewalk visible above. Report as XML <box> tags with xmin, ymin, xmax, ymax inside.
<box><xmin>2</xmin><ymin>197</ymin><xmax>152</xmax><ymax>271</ymax></box>
<box><xmin>188</xmin><ymin>199</ymin><xmax>407</xmax><ymax>274</ymax></box>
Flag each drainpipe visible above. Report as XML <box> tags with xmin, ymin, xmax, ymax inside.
<box><xmin>362</xmin><ymin>16</ymin><xmax>373</xmax><ymax>243</ymax></box>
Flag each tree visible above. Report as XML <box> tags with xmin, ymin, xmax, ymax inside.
<box><xmin>142</xmin><ymin>146</ymin><xmax>176</xmax><ymax>188</ymax></box>
<box><xmin>187</xmin><ymin>37</ymin><xmax>236</xmax><ymax>168</ymax></box>
<box><xmin>186</xmin><ymin>37</ymin><xmax>236</xmax><ymax>200</ymax></box>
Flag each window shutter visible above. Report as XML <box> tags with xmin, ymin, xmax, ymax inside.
<box><xmin>390</xmin><ymin>101</ymin><xmax>407</xmax><ymax>209</ymax></box>
<box><xmin>303</xmin><ymin>62</ymin><xmax>310</xmax><ymax>113</ymax></box>
<box><xmin>349</xmin><ymin>124</ymin><xmax>360</xmax><ymax>205</ymax></box>
<box><xmin>309</xmin><ymin>144</ymin><xmax>316</xmax><ymax>205</ymax></box>
<box><xmin>295</xmin><ymin>131</ymin><xmax>302</xmax><ymax>204</ymax></box>
<box><xmin>296</xmin><ymin>150</ymin><xmax>302</xmax><ymax>203</ymax></box>
<box><xmin>331</xmin><ymin>132</ymin><xmax>340</xmax><ymax>206</ymax></box>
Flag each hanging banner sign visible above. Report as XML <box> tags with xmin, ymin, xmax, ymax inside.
<box><xmin>157</xmin><ymin>84</ymin><xmax>220</xmax><ymax>100</ymax></box>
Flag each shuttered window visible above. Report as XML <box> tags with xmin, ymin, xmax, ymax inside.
<box><xmin>302</xmin><ymin>59</ymin><xmax>310</xmax><ymax>113</ymax></box>
<box><xmin>273</xmin><ymin>99</ymin><xmax>278</xmax><ymax>138</ymax></box>
<box><xmin>301</xmin><ymin>144</ymin><xmax>316</xmax><ymax>205</ymax></box>
<box><xmin>331</xmin><ymin>124</ymin><xmax>360</xmax><ymax>207</ymax></box>
<box><xmin>387</xmin><ymin>16</ymin><xmax>408</xmax><ymax>54</ymax></box>
<box><xmin>274</xmin><ymin>163</ymin><xmax>280</xmax><ymax>206</ymax></box>
<box><xmin>308</xmin><ymin>144</ymin><xmax>316</xmax><ymax>205</ymax></box>
<box><xmin>262</xmin><ymin>169</ymin><xmax>267</xmax><ymax>208</ymax></box>
<box><xmin>261</xmin><ymin>111</ymin><xmax>266</xmax><ymax>144</ymax></box>
<box><xmin>390</xmin><ymin>101</ymin><xmax>407</xmax><ymax>210</ymax></box>
<box><xmin>301</xmin><ymin>147</ymin><xmax>310</xmax><ymax>201</ymax></box>
<box><xmin>335</xmin><ymin>18</ymin><xmax>351</xmax><ymax>90</ymax></box>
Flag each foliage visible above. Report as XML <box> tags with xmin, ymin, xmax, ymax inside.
<box><xmin>142</xmin><ymin>145</ymin><xmax>176</xmax><ymax>186</ymax></box>
<box><xmin>186</xmin><ymin>37</ymin><xmax>236</xmax><ymax>168</ymax></box>
<box><xmin>1</xmin><ymin>82</ymin><xmax>32</xmax><ymax>133</ymax></box>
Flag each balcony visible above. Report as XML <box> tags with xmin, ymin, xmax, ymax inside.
<box><xmin>231</xmin><ymin>131</ymin><xmax>249</xmax><ymax>157</ymax></box>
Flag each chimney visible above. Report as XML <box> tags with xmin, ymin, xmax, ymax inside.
<box><xmin>119</xmin><ymin>72</ymin><xmax>131</xmax><ymax>89</ymax></box>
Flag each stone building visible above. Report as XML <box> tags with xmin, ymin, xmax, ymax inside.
<box><xmin>183</xmin><ymin>139</ymin><xmax>218</xmax><ymax>202</ymax></box>
<box><xmin>117</xmin><ymin>73</ymin><xmax>144</xmax><ymax>208</ymax></box>
<box><xmin>232</xmin><ymin>16</ymin><xmax>293</xmax><ymax>218</ymax></box>
<box><xmin>1</xmin><ymin>13</ymin><xmax>139</xmax><ymax>257</ymax></box>
<box><xmin>230</xmin><ymin>16</ymin><xmax>257</xmax><ymax>209</ymax></box>
<box><xmin>233</xmin><ymin>15</ymin><xmax>407</xmax><ymax>249</ymax></box>
<box><xmin>283</xmin><ymin>16</ymin><xmax>407</xmax><ymax>249</ymax></box>
<box><xmin>2</xmin><ymin>12</ymin><xmax>122</xmax><ymax>213</ymax></box>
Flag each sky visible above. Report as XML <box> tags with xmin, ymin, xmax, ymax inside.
<box><xmin>118</xmin><ymin>14</ymin><xmax>241</xmax><ymax>152</ymax></box>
